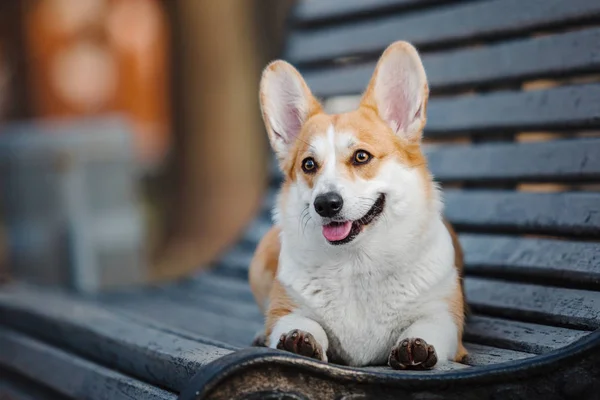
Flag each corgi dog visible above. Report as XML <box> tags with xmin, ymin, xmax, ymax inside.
<box><xmin>249</xmin><ymin>41</ymin><xmax>467</xmax><ymax>370</ymax></box>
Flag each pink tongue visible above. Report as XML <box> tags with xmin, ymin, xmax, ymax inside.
<box><xmin>322</xmin><ymin>221</ymin><xmax>352</xmax><ymax>242</ymax></box>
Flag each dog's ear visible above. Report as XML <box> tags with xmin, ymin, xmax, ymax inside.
<box><xmin>361</xmin><ymin>41</ymin><xmax>429</xmax><ymax>143</ymax></box>
<box><xmin>259</xmin><ymin>60</ymin><xmax>322</xmax><ymax>162</ymax></box>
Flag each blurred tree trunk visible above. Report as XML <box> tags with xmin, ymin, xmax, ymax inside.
<box><xmin>150</xmin><ymin>0</ymin><xmax>294</xmax><ymax>281</ymax></box>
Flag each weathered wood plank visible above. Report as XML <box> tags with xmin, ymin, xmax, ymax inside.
<box><xmin>0</xmin><ymin>369</ymin><xmax>65</xmax><ymax>400</ymax></box>
<box><xmin>304</xmin><ymin>27</ymin><xmax>600</xmax><ymax>97</ymax></box>
<box><xmin>426</xmin><ymin>83</ymin><xmax>600</xmax><ymax>136</ymax></box>
<box><xmin>287</xmin><ymin>0</ymin><xmax>600</xmax><ymax>65</ymax></box>
<box><xmin>463</xmin><ymin>343</ymin><xmax>533</xmax><ymax>366</ymax></box>
<box><xmin>465</xmin><ymin>277</ymin><xmax>600</xmax><ymax>330</ymax></box>
<box><xmin>0</xmin><ymin>284</ymin><xmax>232</xmax><ymax>392</ymax></box>
<box><xmin>460</xmin><ymin>234</ymin><xmax>600</xmax><ymax>290</ymax></box>
<box><xmin>101</xmin><ymin>304</ymin><xmax>240</xmax><ymax>352</ymax></box>
<box><xmin>217</xmin><ymin>246</ymin><xmax>257</xmax><ymax>275</ymax></box>
<box><xmin>0</xmin><ymin>327</ymin><xmax>176</xmax><ymax>400</ymax></box>
<box><xmin>238</xmin><ymin>217</ymin><xmax>274</xmax><ymax>251</ymax></box>
<box><xmin>293</xmin><ymin>0</ymin><xmax>454</xmax><ymax>25</ymax></box>
<box><xmin>445</xmin><ymin>190</ymin><xmax>600</xmax><ymax>236</ymax></box>
<box><xmin>158</xmin><ymin>284</ymin><xmax>263</xmax><ymax>322</ymax></box>
<box><xmin>464</xmin><ymin>315</ymin><xmax>588</xmax><ymax>354</ymax></box>
<box><xmin>427</xmin><ymin>138</ymin><xmax>600</xmax><ymax>183</ymax></box>
<box><xmin>114</xmin><ymin>296</ymin><xmax>262</xmax><ymax>347</ymax></box>
<box><xmin>192</xmin><ymin>271</ymin><xmax>255</xmax><ymax>300</ymax></box>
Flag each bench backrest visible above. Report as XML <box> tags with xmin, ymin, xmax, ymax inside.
<box><xmin>272</xmin><ymin>0</ymin><xmax>600</xmax><ymax>320</ymax></box>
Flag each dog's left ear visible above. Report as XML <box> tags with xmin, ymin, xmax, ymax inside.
<box><xmin>259</xmin><ymin>60</ymin><xmax>322</xmax><ymax>163</ymax></box>
<box><xmin>361</xmin><ymin>41</ymin><xmax>429</xmax><ymax>142</ymax></box>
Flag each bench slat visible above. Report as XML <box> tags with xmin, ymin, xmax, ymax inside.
<box><xmin>463</xmin><ymin>343</ymin><xmax>533</xmax><ymax>366</ymax></box>
<box><xmin>305</xmin><ymin>27</ymin><xmax>600</xmax><ymax>97</ymax></box>
<box><xmin>0</xmin><ymin>370</ymin><xmax>64</xmax><ymax>400</ymax></box>
<box><xmin>427</xmin><ymin>138</ymin><xmax>600</xmax><ymax>183</ymax></box>
<box><xmin>426</xmin><ymin>83</ymin><xmax>600</xmax><ymax>136</ymax></box>
<box><xmin>445</xmin><ymin>190</ymin><xmax>600</xmax><ymax>236</ymax></box>
<box><xmin>461</xmin><ymin>234</ymin><xmax>600</xmax><ymax>290</ymax></box>
<box><xmin>0</xmin><ymin>284</ymin><xmax>231</xmax><ymax>393</ymax></box>
<box><xmin>287</xmin><ymin>0</ymin><xmax>600</xmax><ymax>65</ymax></box>
<box><xmin>465</xmin><ymin>277</ymin><xmax>600</xmax><ymax>330</ymax></box>
<box><xmin>293</xmin><ymin>0</ymin><xmax>453</xmax><ymax>25</ymax></box>
<box><xmin>464</xmin><ymin>315</ymin><xmax>588</xmax><ymax>354</ymax></box>
<box><xmin>0</xmin><ymin>327</ymin><xmax>176</xmax><ymax>400</ymax></box>
<box><xmin>114</xmin><ymin>296</ymin><xmax>262</xmax><ymax>347</ymax></box>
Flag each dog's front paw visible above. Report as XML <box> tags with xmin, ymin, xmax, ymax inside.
<box><xmin>388</xmin><ymin>338</ymin><xmax>437</xmax><ymax>370</ymax></box>
<box><xmin>276</xmin><ymin>329</ymin><xmax>325</xmax><ymax>361</ymax></box>
<box><xmin>251</xmin><ymin>332</ymin><xmax>267</xmax><ymax>347</ymax></box>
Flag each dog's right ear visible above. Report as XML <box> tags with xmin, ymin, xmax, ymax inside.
<box><xmin>259</xmin><ymin>60</ymin><xmax>322</xmax><ymax>163</ymax></box>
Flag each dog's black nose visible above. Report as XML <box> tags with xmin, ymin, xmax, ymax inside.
<box><xmin>314</xmin><ymin>192</ymin><xmax>343</xmax><ymax>217</ymax></box>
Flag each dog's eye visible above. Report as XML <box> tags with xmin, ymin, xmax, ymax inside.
<box><xmin>302</xmin><ymin>157</ymin><xmax>317</xmax><ymax>173</ymax></box>
<box><xmin>353</xmin><ymin>150</ymin><xmax>371</xmax><ymax>165</ymax></box>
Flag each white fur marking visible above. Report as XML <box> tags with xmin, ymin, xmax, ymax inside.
<box><xmin>396</xmin><ymin>308</ymin><xmax>459</xmax><ymax>365</ymax></box>
<box><xmin>269</xmin><ymin>313</ymin><xmax>329</xmax><ymax>361</ymax></box>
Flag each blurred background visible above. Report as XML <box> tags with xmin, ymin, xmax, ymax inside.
<box><xmin>0</xmin><ymin>0</ymin><xmax>294</xmax><ymax>292</ymax></box>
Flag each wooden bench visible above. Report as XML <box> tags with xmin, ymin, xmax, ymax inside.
<box><xmin>2</xmin><ymin>0</ymin><xmax>600</xmax><ymax>399</ymax></box>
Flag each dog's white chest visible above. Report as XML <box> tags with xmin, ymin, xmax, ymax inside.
<box><xmin>290</xmin><ymin>264</ymin><xmax>421</xmax><ymax>366</ymax></box>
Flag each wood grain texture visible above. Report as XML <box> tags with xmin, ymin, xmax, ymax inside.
<box><xmin>427</xmin><ymin>138</ymin><xmax>600</xmax><ymax>183</ymax></box>
<box><xmin>0</xmin><ymin>284</ymin><xmax>232</xmax><ymax>392</ymax></box>
<box><xmin>0</xmin><ymin>369</ymin><xmax>66</xmax><ymax>400</ymax></box>
<box><xmin>287</xmin><ymin>0</ymin><xmax>600</xmax><ymax>65</ymax></box>
<box><xmin>464</xmin><ymin>315</ymin><xmax>588</xmax><ymax>354</ymax></box>
<box><xmin>460</xmin><ymin>234</ymin><xmax>600</xmax><ymax>290</ymax></box>
<box><xmin>462</xmin><ymin>343</ymin><xmax>533</xmax><ymax>366</ymax></box>
<box><xmin>112</xmin><ymin>295</ymin><xmax>262</xmax><ymax>347</ymax></box>
<box><xmin>0</xmin><ymin>327</ymin><xmax>176</xmax><ymax>400</ymax></box>
<box><xmin>293</xmin><ymin>0</ymin><xmax>453</xmax><ymax>25</ymax></box>
<box><xmin>445</xmin><ymin>190</ymin><xmax>600</xmax><ymax>236</ymax></box>
<box><xmin>303</xmin><ymin>27</ymin><xmax>600</xmax><ymax>97</ymax></box>
<box><xmin>426</xmin><ymin>83</ymin><xmax>600</xmax><ymax>136</ymax></box>
<box><xmin>465</xmin><ymin>277</ymin><xmax>600</xmax><ymax>330</ymax></box>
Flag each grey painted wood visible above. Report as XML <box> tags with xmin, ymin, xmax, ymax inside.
<box><xmin>114</xmin><ymin>295</ymin><xmax>262</xmax><ymax>347</ymax></box>
<box><xmin>304</xmin><ymin>27</ymin><xmax>600</xmax><ymax>97</ymax></box>
<box><xmin>427</xmin><ymin>138</ymin><xmax>600</xmax><ymax>183</ymax></box>
<box><xmin>158</xmin><ymin>284</ymin><xmax>263</xmax><ymax>322</ymax></box>
<box><xmin>460</xmin><ymin>234</ymin><xmax>600</xmax><ymax>290</ymax></box>
<box><xmin>239</xmin><ymin>217</ymin><xmax>274</xmax><ymax>251</ymax></box>
<box><xmin>464</xmin><ymin>315</ymin><xmax>588</xmax><ymax>354</ymax></box>
<box><xmin>287</xmin><ymin>0</ymin><xmax>600</xmax><ymax>65</ymax></box>
<box><xmin>465</xmin><ymin>277</ymin><xmax>600</xmax><ymax>330</ymax></box>
<box><xmin>445</xmin><ymin>190</ymin><xmax>600</xmax><ymax>236</ymax></box>
<box><xmin>0</xmin><ymin>370</ymin><xmax>65</xmax><ymax>400</ymax></box>
<box><xmin>0</xmin><ymin>327</ymin><xmax>176</xmax><ymax>400</ymax></box>
<box><xmin>0</xmin><ymin>284</ymin><xmax>232</xmax><ymax>392</ymax></box>
<box><xmin>99</xmin><ymin>305</ymin><xmax>240</xmax><ymax>352</ymax></box>
<box><xmin>293</xmin><ymin>0</ymin><xmax>453</xmax><ymax>25</ymax></box>
<box><xmin>462</xmin><ymin>343</ymin><xmax>533</xmax><ymax>366</ymax></box>
<box><xmin>192</xmin><ymin>271</ymin><xmax>255</xmax><ymax>301</ymax></box>
<box><xmin>425</xmin><ymin>83</ymin><xmax>600</xmax><ymax>136</ymax></box>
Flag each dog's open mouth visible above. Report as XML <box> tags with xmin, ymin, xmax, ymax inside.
<box><xmin>322</xmin><ymin>194</ymin><xmax>386</xmax><ymax>245</ymax></box>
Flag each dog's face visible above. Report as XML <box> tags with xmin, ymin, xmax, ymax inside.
<box><xmin>260</xmin><ymin>42</ymin><xmax>432</xmax><ymax>248</ymax></box>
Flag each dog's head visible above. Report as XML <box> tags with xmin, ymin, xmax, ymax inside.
<box><xmin>259</xmin><ymin>41</ymin><xmax>435</xmax><ymax>248</ymax></box>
